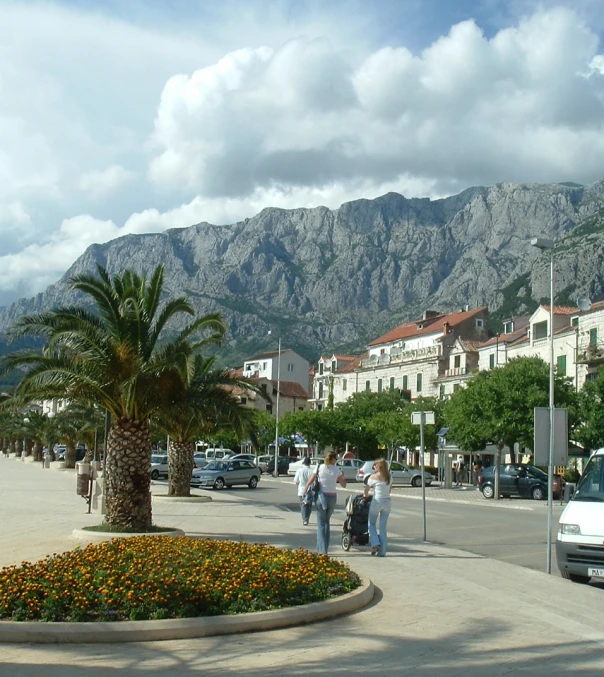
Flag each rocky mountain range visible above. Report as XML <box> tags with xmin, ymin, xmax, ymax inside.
<box><xmin>2</xmin><ymin>179</ymin><xmax>604</xmax><ymax>367</ymax></box>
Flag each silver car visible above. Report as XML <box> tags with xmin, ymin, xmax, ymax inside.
<box><xmin>191</xmin><ymin>459</ymin><xmax>260</xmax><ymax>490</ymax></box>
<box><xmin>151</xmin><ymin>454</ymin><xmax>169</xmax><ymax>480</ymax></box>
<box><xmin>356</xmin><ymin>460</ymin><xmax>433</xmax><ymax>487</ymax></box>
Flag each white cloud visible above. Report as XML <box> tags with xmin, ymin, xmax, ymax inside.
<box><xmin>1</xmin><ymin>3</ymin><xmax>604</xmax><ymax>305</ymax></box>
<box><xmin>78</xmin><ymin>165</ymin><xmax>136</xmax><ymax>199</ymax></box>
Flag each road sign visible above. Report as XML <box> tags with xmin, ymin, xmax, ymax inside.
<box><xmin>533</xmin><ymin>407</ymin><xmax>568</xmax><ymax>466</ymax></box>
<box><xmin>411</xmin><ymin>411</ymin><xmax>435</xmax><ymax>425</ymax></box>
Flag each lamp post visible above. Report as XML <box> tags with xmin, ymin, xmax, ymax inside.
<box><xmin>531</xmin><ymin>236</ymin><xmax>555</xmax><ymax>574</ymax></box>
<box><xmin>269</xmin><ymin>332</ymin><xmax>282</xmax><ymax>478</ymax></box>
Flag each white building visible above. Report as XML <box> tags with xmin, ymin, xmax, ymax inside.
<box><xmin>242</xmin><ymin>349</ymin><xmax>310</xmax><ymax>394</ymax></box>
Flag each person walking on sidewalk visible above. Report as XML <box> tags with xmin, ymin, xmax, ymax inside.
<box><xmin>293</xmin><ymin>456</ymin><xmax>314</xmax><ymax>525</ymax></box>
<box><xmin>364</xmin><ymin>459</ymin><xmax>392</xmax><ymax>557</ymax></box>
<box><xmin>304</xmin><ymin>451</ymin><xmax>346</xmax><ymax>554</ymax></box>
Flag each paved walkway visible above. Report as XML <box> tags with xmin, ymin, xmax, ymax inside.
<box><xmin>1</xmin><ymin>455</ymin><xmax>603</xmax><ymax>676</ymax></box>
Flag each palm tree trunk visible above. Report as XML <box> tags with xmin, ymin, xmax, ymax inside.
<box><xmin>64</xmin><ymin>442</ymin><xmax>77</xmax><ymax>469</ymax></box>
<box><xmin>33</xmin><ymin>442</ymin><xmax>43</xmax><ymax>462</ymax></box>
<box><xmin>105</xmin><ymin>419</ymin><xmax>153</xmax><ymax>530</ymax></box>
<box><xmin>167</xmin><ymin>440</ymin><xmax>195</xmax><ymax>497</ymax></box>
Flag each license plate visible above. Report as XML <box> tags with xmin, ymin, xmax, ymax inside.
<box><xmin>588</xmin><ymin>568</ymin><xmax>604</xmax><ymax>577</ymax></box>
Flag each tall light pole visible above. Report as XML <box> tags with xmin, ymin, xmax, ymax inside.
<box><xmin>531</xmin><ymin>236</ymin><xmax>555</xmax><ymax>574</ymax></box>
<box><xmin>269</xmin><ymin>332</ymin><xmax>282</xmax><ymax>478</ymax></box>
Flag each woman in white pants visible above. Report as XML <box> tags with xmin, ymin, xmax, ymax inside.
<box><xmin>363</xmin><ymin>459</ymin><xmax>392</xmax><ymax>557</ymax></box>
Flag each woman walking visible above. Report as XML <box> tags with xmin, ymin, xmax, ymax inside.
<box><xmin>293</xmin><ymin>456</ymin><xmax>314</xmax><ymax>525</ymax></box>
<box><xmin>305</xmin><ymin>451</ymin><xmax>346</xmax><ymax>554</ymax></box>
<box><xmin>363</xmin><ymin>459</ymin><xmax>392</xmax><ymax>557</ymax></box>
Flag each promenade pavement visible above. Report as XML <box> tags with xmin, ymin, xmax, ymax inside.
<box><xmin>1</xmin><ymin>455</ymin><xmax>604</xmax><ymax>676</ymax></box>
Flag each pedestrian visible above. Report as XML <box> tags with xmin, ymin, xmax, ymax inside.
<box><xmin>472</xmin><ymin>457</ymin><xmax>483</xmax><ymax>486</ymax></box>
<box><xmin>363</xmin><ymin>459</ymin><xmax>392</xmax><ymax>557</ymax></box>
<box><xmin>293</xmin><ymin>456</ymin><xmax>314</xmax><ymax>525</ymax></box>
<box><xmin>304</xmin><ymin>451</ymin><xmax>346</xmax><ymax>554</ymax></box>
<box><xmin>454</xmin><ymin>457</ymin><xmax>465</xmax><ymax>486</ymax></box>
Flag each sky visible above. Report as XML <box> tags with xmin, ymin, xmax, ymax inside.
<box><xmin>1</xmin><ymin>0</ymin><xmax>604</xmax><ymax>306</ymax></box>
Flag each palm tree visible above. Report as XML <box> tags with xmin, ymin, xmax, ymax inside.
<box><xmin>55</xmin><ymin>404</ymin><xmax>104</xmax><ymax>468</ymax></box>
<box><xmin>2</xmin><ymin>264</ymin><xmax>224</xmax><ymax>530</ymax></box>
<box><xmin>155</xmin><ymin>355</ymin><xmax>259</xmax><ymax>497</ymax></box>
<box><xmin>21</xmin><ymin>411</ymin><xmax>59</xmax><ymax>462</ymax></box>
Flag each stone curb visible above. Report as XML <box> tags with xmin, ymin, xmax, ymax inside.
<box><xmin>152</xmin><ymin>495</ymin><xmax>213</xmax><ymax>504</ymax></box>
<box><xmin>72</xmin><ymin>528</ymin><xmax>186</xmax><ymax>542</ymax></box>
<box><xmin>0</xmin><ymin>577</ymin><xmax>374</xmax><ymax>644</ymax></box>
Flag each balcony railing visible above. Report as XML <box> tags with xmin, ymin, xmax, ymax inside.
<box><xmin>443</xmin><ymin>367</ymin><xmax>467</xmax><ymax>378</ymax></box>
<box><xmin>576</xmin><ymin>343</ymin><xmax>604</xmax><ymax>365</ymax></box>
<box><xmin>360</xmin><ymin>345</ymin><xmax>440</xmax><ymax>368</ymax></box>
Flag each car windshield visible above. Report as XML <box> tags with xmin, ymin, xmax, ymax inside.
<box><xmin>203</xmin><ymin>461</ymin><xmax>228</xmax><ymax>471</ymax></box>
<box><xmin>524</xmin><ymin>465</ymin><xmax>547</xmax><ymax>480</ymax></box>
<box><xmin>573</xmin><ymin>455</ymin><xmax>604</xmax><ymax>502</ymax></box>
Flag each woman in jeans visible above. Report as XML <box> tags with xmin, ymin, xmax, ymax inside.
<box><xmin>364</xmin><ymin>459</ymin><xmax>392</xmax><ymax>557</ymax></box>
<box><xmin>304</xmin><ymin>451</ymin><xmax>346</xmax><ymax>554</ymax></box>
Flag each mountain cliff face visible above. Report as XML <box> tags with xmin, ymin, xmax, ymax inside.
<box><xmin>2</xmin><ymin>179</ymin><xmax>604</xmax><ymax>365</ymax></box>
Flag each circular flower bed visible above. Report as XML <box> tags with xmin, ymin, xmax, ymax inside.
<box><xmin>0</xmin><ymin>537</ymin><xmax>361</xmax><ymax>622</ymax></box>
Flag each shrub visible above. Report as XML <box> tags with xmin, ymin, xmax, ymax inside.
<box><xmin>0</xmin><ymin>536</ymin><xmax>361</xmax><ymax>622</ymax></box>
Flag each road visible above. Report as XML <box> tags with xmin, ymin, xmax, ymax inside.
<box><xmin>202</xmin><ymin>475</ymin><xmax>572</xmax><ymax>577</ymax></box>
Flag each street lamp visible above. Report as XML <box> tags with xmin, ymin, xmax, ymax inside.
<box><xmin>531</xmin><ymin>236</ymin><xmax>555</xmax><ymax>574</ymax></box>
<box><xmin>268</xmin><ymin>332</ymin><xmax>282</xmax><ymax>478</ymax></box>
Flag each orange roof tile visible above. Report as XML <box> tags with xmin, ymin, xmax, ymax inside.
<box><xmin>541</xmin><ymin>305</ymin><xmax>580</xmax><ymax>315</ymax></box>
<box><xmin>368</xmin><ymin>307</ymin><xmax>487</xmax><ymax>346</ymax></box>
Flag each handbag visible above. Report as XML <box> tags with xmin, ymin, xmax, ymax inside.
<box><xmin>311</xmin><ymin>462</ymin><xmax>321</xmax><ymax>496</ymax></box>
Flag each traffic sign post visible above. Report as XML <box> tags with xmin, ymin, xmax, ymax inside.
<box><xmin>411</xmin><ymin>411</ymin><xmax>435</xmax><ymax>541</ymax></box>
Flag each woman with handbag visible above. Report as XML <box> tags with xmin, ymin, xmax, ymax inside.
<box><xmin>363</xmin><ymin>458</ymin><xmax>392</xmax><ymax>557</ymax></box>
<box><xmin>304</xmin><ymin>451</ymin><xmax>346</xmax><ymax>554</ymax></box>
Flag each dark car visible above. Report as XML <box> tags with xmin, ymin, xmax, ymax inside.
<box><xmin>266</xmin><ymin>456</ymin><xmax>292</xmax><ymax>475</ymax></box>
<box><xmin>478</xmin><ymin>464</ymin><xmax>565</xmax><ymax>500</ymax></box>
<box><xmin>190</xmin><ymin>459</ymin><xmax>260</xmax><ymax>490</ymax></box>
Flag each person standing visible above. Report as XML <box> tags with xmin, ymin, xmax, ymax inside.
<box><xmin>293</xmin><ymin>456</ymin><xmax>314</xmax><ymax>525</ymax></box>
<box><xmin>364</xmin><ymin>459</ymin><xmax>392</xmax><ymax>557</ymax></box>
<box><xmin>304</xmin><ymin>451</ymin><xmax>346</xmax><ymax>554</ymax></box>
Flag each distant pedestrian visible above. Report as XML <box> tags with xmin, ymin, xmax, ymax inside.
<box><xmin>293</xmin><ymin>456</ymin><xmax>314</xmax><ymax>525</ymax></box>
<box><xmin>472</xmin><ymin>458</ymin><xmax>483</xmax><ymax>486</ymax></box>
<box><xmin>364</xmin><ymin>458</ymin><xmax>392</xmax><ymax>557</ymax></box>
<box><xmin>304</xmin><ymin>451</ymin><xmax>346</xmax><ymax>554</ymax></box>
<box><xmin>454</xmin><ymin>457</ymin><xmax>465</xmax><ymax>486</ymax></box>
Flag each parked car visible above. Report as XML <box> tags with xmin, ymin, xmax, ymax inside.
<box><xmin>356</xmin><ymin>460</ymin><xmax>433</xmax><ymax>487</ymax></box>
<box><xmin>287</xmin><ymin>457</ymin><xmax>322</xmax><ymax>476</ymax></box>
<box><xmin>204</xmin><ymin>448</ymin><xmax>235</xmax><ymax>461</ymax></box>
<box><xmin>193</xmin><ymin>452</ymin><xmax>207</xmax><ymax>468</ymax></box>
<box><xmin>257</xmin><ymin>455</ymin><xmax>272</xmax><ymax>474</ymax></box>
<box><xmin>478</xmin><ymin>464</ymin><xmax>565</xmax><ymax>500</ymax></box>
<box><xmin>151</xmin><ymin>454</ymin><xmax>169</xmax><ymax>480</ymax></box>
<box><xmin>55</xmin><ymin>445</ymin><xmax>87</xmax><ymax>462</ymax></box>
<box><xmin>190</xmin><ymin>459</ymin><xmax>260</xmax><ymax>490</ymax></box>
<box><xmin>229</xmin><ymin>453</ymin><xmax>258</xmax><ymax>464</ymax></box>
<box><xmin>266</xmin><ymin>456</ymin><xmax>292</xmax><ymax>475</ymax></box>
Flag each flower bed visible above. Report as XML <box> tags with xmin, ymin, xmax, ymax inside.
<box><xmin>0</xmin><ymin>537</ymin><xmax>361</xmax><ymax>622</ymax></box>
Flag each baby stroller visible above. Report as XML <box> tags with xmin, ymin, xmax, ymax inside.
<box><xmin>341</xmin><ymin>493</ymin><xmax>372</xmax><ymax>551</ymax></box>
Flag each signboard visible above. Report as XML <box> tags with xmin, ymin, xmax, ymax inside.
<box><xmin>411</xmin><ymin>411</ymin><xmax>435</xmax><ymax>425</ymax></box>
<box><xmin>533</xmin><ymin>407</ymin><xmax>568</xmax><ymax>466</ymax></box>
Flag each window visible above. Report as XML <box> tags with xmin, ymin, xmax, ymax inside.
<box><xmin>402</xmin><ymin>375</ymin><xmax>408</xmax><ymax>391</ymax></box>
<box><xmin>489</xmin><ymin>353</ymin><xmax>495</xmax><ymax>369</ymax></box>
<box><xmin>453</xmin><ymin>384</ymin><xmax>461</xmax><ymax>393</ymax></box>
<box><xmin>266</xmin><ymin>404</ymin><xmax>273</xmax><ymax>413</ymax></box>
<box><xmin>416</xmin><ymin>373</ymin><xmax>423</xmax><ymax>393</ymax></box>
<box><xmin>454</xmin><ymin>355</ymin><xmax>461</xmax><ymax>368</ymax></box>
<box><xmin>287</xmin><ymin>363</ymin><xmax>294</xmax><ymax>372</ymax></box>
<box><xmin>377</xmin><ymin>379</ymin><xmax>383</xmax><ymax>393</ymax></box>
<box><xmin>439</xmin><ymin>385</ymin><xmax>446</xmax><ymax>399</ymax></box>
<box><xmin>476</xmin><ymin>319</ymin><xmax>484</xmax><ymax>328</ymax></box>
<box><xmin>317</xmin><ymin>404</ymin><xmax>323</xmax><ymax>411</ymax></box>
<box><xmin>298</xmin><ymin>406</ymin><xmax>304</xmax><ymax>411</ymax></box>
<box><xmin>319</xmin><ymin>362</ymin><xmax>324</xmax><ymax>375</ymax></box>
<box><xmin>556</xmin><ymin>355</ymin><xmax>567</xmax><ymax>376</ymax></box>
<box><xmin>342</xmin><ymin>379</ymin><xmax>347</xmax><ymax>391</ymax></box>
<box><xmin>240</xmin><ymin>396</ymin><xmax>247</xmax><ymax>405</ymax></box>
<box><xmin>571</xmin><ymin>316</ymin><xmax>579</xmax><ymax>327</ymax></box>
<box><xmin>390</xmin><ymin>377</ymin><xmax>395</xmax><ymax>390</ymax></box>
<box><xmin>504</xmin><ymin>321</ymin><xmax>513</xmax><ymax>334</ymax></box>
<box><xmin>587</xmin><ymin>372</ymin><xmax>598</xmax><ymax>382</ymax></box>
<box><xmin>263</xmin><ymin>362</ymin><xmax>267</xmax><ymax>369</ymax></box>
<box><xmin>380</xmin><ymin>348</ymin><xmax>385</xmax><ymax>355</ymax></box>
<box><xmin>318</xmin><ymin>383</ymin><xmax>324</xmax><ymax>399</ymax></box>
<box><xmin>365</xmin><ymin>380</ymin><xmax>371</xmax><ymax>392</ymax></box>
<box><xmin>332</xmin><ymin>360</ymin><xmax>337</xmax><ymax>372</ymax></box>
<box><xmin>533</xmin><ymin>320</ymin><xmax>548</xmax><ymax>340</ymax></box>
<box><xmin>590</xmin><ymin>327</ymin><xmax>598</xmax><ymax>347</ymax></box>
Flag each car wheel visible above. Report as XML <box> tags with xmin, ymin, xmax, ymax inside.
<box><xmin>532</xmin><ymin>486</ymin><xmax>545</xmax><ymax>500</ymax></box>
<box><xmin>151</xmin><ymin>469</ymin><xmax>159</xmax><ymax>480</ymax></box>
<box><xmin>342</xmin><ymin>532</ymin><xmax>351</xmax><ymax>551</ymax></box>
<box><xmin>411</xmin><ymin>476</ymin><xmax>422</xmax><ymax>487</ymax></box>
<box><xmin>214</xmin><ymin>477</ymin><xmax>225</xmax><ymax>490</ymax></box>
<box><xmin>561</xmin><ymin>571</ymin><xmax>591</xmax><ymax>584</ymax></box>
<box><xmin>248</xmin><ymin>476</ymin><xmax>258</xmax><ymax>488</ymax></box>
<box><xmin>482</xmin><ymin>484</ymin><xmax>495</xmax><ymax>499</ymax></box>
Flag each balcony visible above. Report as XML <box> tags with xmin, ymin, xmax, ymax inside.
<box><xmin>576</xmin><ymin>343</ymin><xmax>604</xmax><ymax>365</ymax></box>
<box><xmin>360</xmin><ymin>345</ymin><xmax>440</xmax><ymax>369</ymax></box>
<box><xmin>443</xmin><ymin>367</ymin><xmax>467</xmax><ymax>378</ymax></box>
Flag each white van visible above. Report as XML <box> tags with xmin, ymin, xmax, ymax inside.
<box><xmin>205</xmin><ymin>448</ymin><xmax>235</xmax><ymax>461</ymax></box>
<box><xmin>556</xmin><ymin>448</ymin><xmax>604</xmax><ymax>583</ymax></box>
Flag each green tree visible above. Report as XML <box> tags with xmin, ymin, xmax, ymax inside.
<box><xmin>575</xmin><ymin>367</ymin><xmax>604</xmax><ymax>452</ymax></box>
<box><xmin>55</xmin><ymin>404</ymin><xmax>104</xmax><ymax>468</ymax></box>
<box><xmin>252</xmin><ymin>409</ymin><xmax>277</xmax><ymax>452</ymax></box>
<box><xmin>2</xmin><ymin>264</ymin><xmax>224</xmax><ymax>530</ymax></box>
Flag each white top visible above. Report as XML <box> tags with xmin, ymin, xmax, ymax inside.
<box><xmin>367</xmin><ymin>475</ymin><xmax>392</xmax><ymax>501</ymax></box>
<box><xmin>317</xmin><ymin>463</ymin><xmax>342</xmax><ymax>494</ymax></box>
<box><xmin>293</xmin><ymin>466</ymin><xmax>313</xmax><ymax>497</ymax></box>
